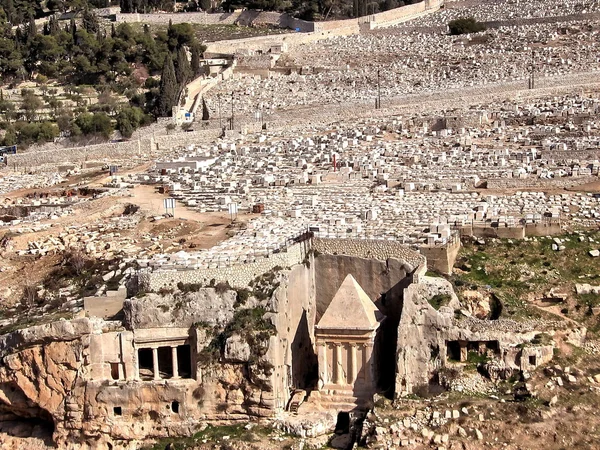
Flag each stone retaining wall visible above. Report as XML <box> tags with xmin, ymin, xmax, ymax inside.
<box><xmin>396</xmin><ymin>11</ymin><xmax>600</xmax><ymax>34</ymax></box>
<box><xmin>486</xmin><ymin>175</ymin><xmax>598</xmax><ymax>190</ymax></box>
<box><xmin>139</xmin><ymin>242</ymin><xmax>308</xmax><ymax>291</ymax></box>
<box><xmin>115</xmin><ymin>1</ymin><xmax>439</xmax><ymax>35</ymax></box>
<box><xmin>6</xmin><ymin>140</ymin><xmax>143</xmax><ymax>170</ymax></box>
<box><xmin>542</xmin><ymin>150</ymin><xmax>600</xmax><ymax>161</ymax></box>
<box><xmin>115</xmin><ymin>10</ymin><xmax>315</xmax><ymax>32</ymax></box>
<box><xmin>5</xmin><ymin>128</ymin><xmax>223</xmax><ymax>172</ymax></box>
<box><xmin>313</xmin><ymin>237</ymin><xmax>425</xmax><ymax>270</ymax></box>
<box><xmin>204</xmin><ymin>0</ymin><xmax>441</xmax><ymax>54</ymax></box>
<box><xmin>139</xmin><ymin>237</ymin><xmax>427</xmax><ymax>291</ymax></box>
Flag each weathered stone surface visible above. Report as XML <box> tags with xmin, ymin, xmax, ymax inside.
<box><xmin>225</xmin><ymin>334</ymin><xmax>251</xmax><ymax>362</ymax></box>
<box><xmin>124</xmin><ymin>288</ymin><xmax>238</xmax><ymax>329</ymax></box>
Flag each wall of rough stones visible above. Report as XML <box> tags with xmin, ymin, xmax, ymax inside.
<box><xmin>419</xmin><ymin>237</ymin><xmax>461</xmax><ymax>275</ymax></box>
<box><xmin>6</xmin><ymin>140</ymin><xmax>143</xmax><ymax>170</ymax></box>
<box><xmin>399</xmin><ymin>11</ymin><xmax>600</xmax><ymax>34</ymax></box>
<box><xmin>115</xmin><ymin>1</ymin><xmax>440</xmax><ymax>32</ymax></box>
<box><xmin>115</xmin><ymin>10</ymin><xmax>315</xmax><ymax>31</ymax></box>
<box><xmin>6</xmin><ymin>128</ymin><xmax>223</xmax><ymax>172</ymax></box>
<box><xmin>139</xmin><ymin>242</ymin><xmax>308</xmax><ymax>291</ymax></box>
<box><xmin>205</xmin><ymin>0</ymin><xmax>441</xmax><ymax>54</ymax></box>
<box><xmin>140</xmin><ymin>238</ymin><xmax>426</xmax><ymax>292</ymax></box>
<box><xmin>486</xmin><ymin>175</ymin><xmax>598</xmax><ymax>190</ymax></box>
<box><xmin>313</xmin><ymin>237</ymin><xmax>425</xmax><ymax>270</ymax></box>
<box><xmin>542</xmin><ymin>150</ymin><xmax>600</xmax><ymax>161</ymax></box>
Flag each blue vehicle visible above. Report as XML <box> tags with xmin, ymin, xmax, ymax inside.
<box><xmin>0</xmin><ymin>145</ymin><xmax>17</xmax><ymax>155</ymax></box>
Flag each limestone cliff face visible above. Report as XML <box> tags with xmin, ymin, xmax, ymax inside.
<box><xmin>395</xmin><ymin>276</ymin><xmax>550</xmax><ymax>397</ymax></box>
<box><xmin>0</xmin><ymin>341</ymin><xmax>81</xmax><ymax>418</ymax></box>
<box><xmin>0</xmin><ymin>319</ymin><xmax>96</xmax><ymax>448</ymax></box>
<box><xmin>124</xmin><ymin>288</ymin><xmax>239</xmax><ymax>329</ymax></box>
<box><xmin>395</xmin><ymin>280</ymin><xmax>455</xmax><ymax>395</ymax></box>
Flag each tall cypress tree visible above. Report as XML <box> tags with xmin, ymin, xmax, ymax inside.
<box><xmin>26</xmin><ymin>15</ymin><xmax>36</xmax><ymax>42</ymax></box>
<box><xmin>70</xmin><ymin>18</ymin><xmax>77</xmax><ymax>39</ymax></box>
<box><xmin>175</xmin><ymin>46</ymin><xmax>191</xmax><ymax>85</ymax></box>
<box><xmin>191</xmin><ymin>45</ymin><xmax>201</xmax><ymax>77</ymax></box>
<box><xmin>49</xmin><ymin>15</ymin><xmax>60</xmax><ymax>35</ymax></box>
<box><xmin>82</xmin><ymin>8</ymin><xmax>99</xmax><ymax>34</ymax></box>
<box><xmin>157</xmin><ymin>54</ymin><xmax>178</xmax><ymax>117</ymax></box>
<box><xmin>5</xmin><ymin>0</ymin><xmax>16</xmax><ymax>24</ymax></box>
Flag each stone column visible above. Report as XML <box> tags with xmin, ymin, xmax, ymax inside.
<box><xmin>349</xmin><ymin>344</ymin><xmax>358</xmax><ymax>384</ymax></box>
<box><xmin>335</xmin><ymin>344</ymin><xmax>344</xmax><ymax>385</ymax></box>
<box><xmin>478</xmin><ymin>342</ymin><xmax>485</xmax><ymax>355</ymax></box>
<box><xmin>459</xmin><ymin>341</ymin><xmax>468</xmax><ymax>362</ymax></box>
<box><xmin>152</xmin><ymin>347</ymin><xmax>160</xmax><ymax>380</ymax></box>
<box><xmin>363</xmin><ymin>343</ymin><xmax>373</xmax><ymax>385</ymax></box>
<box><xmin>172</xmin><ymin>346</ymin><xmax>179</xmax><ymax>379</ymax></box>
<box><xmin>317</xmin><ymin>342</ymin><xmax>328</xmax><ymax>387</ymax></box>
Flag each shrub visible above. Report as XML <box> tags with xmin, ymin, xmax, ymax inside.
<box><xmin>428</xmin><ymin>294</ymin><xmax>452</xmax><ymax>310</ymax></box>
<box><xmin>214</xmin><ymin>281</ymin><xmax>231</xmax><ymax>294</ymax></box>
<box><xmin>448</xmin><ymin>17</ymin><xmax>486</xmax><ymax>35</ymax></box>
<box><xmin>177</xmin><ymin>282</ymin><xmax>203</xmax><ymax>293</ymax></box>
<box><xmin>235</xmin><ymin>288</ymin><xmax>251</xmax><ymax>307</ymax></box>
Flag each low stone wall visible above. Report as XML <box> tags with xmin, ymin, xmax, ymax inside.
<box><xmin>204</xmin><ymin>0</ymin><xmax>441</xmax><ymax>54</ymax></box>
<box><xmin>486</xmin><ymin>175</ymin><xmax>598</xmax><ymax>190</ymax></box>
<box><xmin>525</xmin><ymin>221</ymin><xmax>562</xmax><ymax>237</ymax></box>
<box><xmin>419</xmin><ymin>237</ymin><xmax>461</xmax><ymax>275</ymax></box>
<box><xmin>5</xmin><ymin>127</ymin><xmax>224</xmax><ymax>172</ymax></box>
<box><xmin>542</xmin><ymin>150</ymin><xmax>600</xmax><ymax>161</ymax></box>
<box><xmin>115</xmin><ymin>10</ymin><xmax>315</xmax><ymax>32</ymax></box>
<box><xmin>139</xmin><ymin>242</ymin><xmax>307</xmax><ymax>291</ymax></box>
<box><xmin>140</xmin><ymin>237</ymin><xmax>427</xmax><ymax>292</ymax></box>
<box><xmin>6</xmin><ymin>140</ymin><xmax>143</xmax><ymax>170</ymax></box>
<box><xmin>471</xmin><ymin>225</ymin><xmax>526</xmax><ymax>239</ymax></box>
<box><xmin>313</xmin><ymin>237</ymin><xmax>425</xmax><ymax>270</ymax></box>
<box><xmin>459</xmin><ymin>222</ymin><xmax>562</xmax><ymax>239</ymax></box>
<box><xmin>115</xmin><ymin>1</ymin><xmax>439</xmax><ymax>34</ymax></box>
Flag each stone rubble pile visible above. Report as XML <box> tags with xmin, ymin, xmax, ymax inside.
<box><xmin>18</xmin><ymin>216</ymin><xmax>143</xmax><ymax>259</ymax></box>
<box><xmin>0</xmin><ymin>173</ymin><xmax>65</xmax><ymax>195</ymax></box>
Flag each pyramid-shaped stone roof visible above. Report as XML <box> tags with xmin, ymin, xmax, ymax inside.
<box><xmin>316</xmin><ymin>274</ymin><xmax>383</xmax><ymax>330</ymax></box>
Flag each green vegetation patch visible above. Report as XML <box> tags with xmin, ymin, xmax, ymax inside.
<box><xmin>428</xmin><ymin>293</ymin><xmax>452</xmax><ymax>310</ymax></box>
<box><xmin>448</xmin><ymin>17</ymin><xmax>487</xmax><ymax>35</ymax></box>
<box><xmin>197</xmin><ymin>307</ymin><xmax>275</xmax><ymax>366</ymax></box>
<box><xmin>451</xmin><ymin>231</ymin><xmax>600</xmax><ymax>325</ymax></box>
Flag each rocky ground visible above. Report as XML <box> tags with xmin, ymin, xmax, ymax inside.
<box><xmin>0</xmin><ymin>166</ymin><xmax>251</xmax><ymax>333</ymax></box>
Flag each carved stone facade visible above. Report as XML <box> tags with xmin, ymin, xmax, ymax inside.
<box><xmin>313</xmin><ymin>274</ymin><xmax>384</xmax><ymax>410</ymax></box>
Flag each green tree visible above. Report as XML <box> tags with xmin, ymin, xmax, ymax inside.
<box><xmin>20</xmin><ymin>90</ymin><xmax>43</xmax><ymax>121</ymax></box>
<box><xmin>156</xmin><ymin>54</ymin><xmax>178</xmax><ymax>117</ymax></box>
<box><xmin>167</xmin><ymin>23</ymin><xmax>194</xmax><ymax>51</ymax></box>
<box><xmin>175</xmin><ymin>45</ymin><xmax>191</xmax><ymax>85</ymax></box>
<box><xmin>82</xmin><ymin>8</ymin><xmax>99</xmax><ymax>34</ymax></box>
<box><xmin>75</xmin><ymin>112</ymin><xmax>114</xmax><ymax>138</ymax></box>
<box><xmin>48</xmin><ymin>15</ymin><xmax>61</xmax><ymax>35</ymax></box>
<box><xmin>191</xmin><ymin>44</ymin><xmax>201</xmax><ymax>77</ymax></box>
<box><xmin>116</xmin><ymin>105</ymin><xmax>145</xmax><ymax>138</ymax></box>
<box><xmin>448</xmin><ymin>17</ymin><xmax>486</xmax><ymax>35</ymax></box>
<box><xmin>0</xmin><ymin>96</ymin><xmax>16</xmax><ymax>122</ymax></box>
<box><xmin>2</xmin><ymin>126</ymin><xmax>17</xmax><ymax>146</ymax></box>
<box><xmin>3</xmin><ymin>0</ymin><xmax>16</xmax><ymax>24</ymax></box>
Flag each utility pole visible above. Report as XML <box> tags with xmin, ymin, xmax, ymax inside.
<box><xmin>378</xmin><ymin>68</ymin><xmax>381</xmax><ymax>109</ymax></box>
<box><xmin>230</xmin><ymin>91</ymin><xmax>234</xmax><ymax>130</ymax></box>
<box><xmin>529</xmin><ymin>49</ymin><xmax>535</xmax><ymax>90</ymax></box>
<box><xmin>218</xmin><ymin>94</ymin><xmax>222</xmax><ymax>130</ymax></box>
<box><xmin>376</xmin><ymin>69</ymin><xmax>381</xmax><ymax>109</ymax></box>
